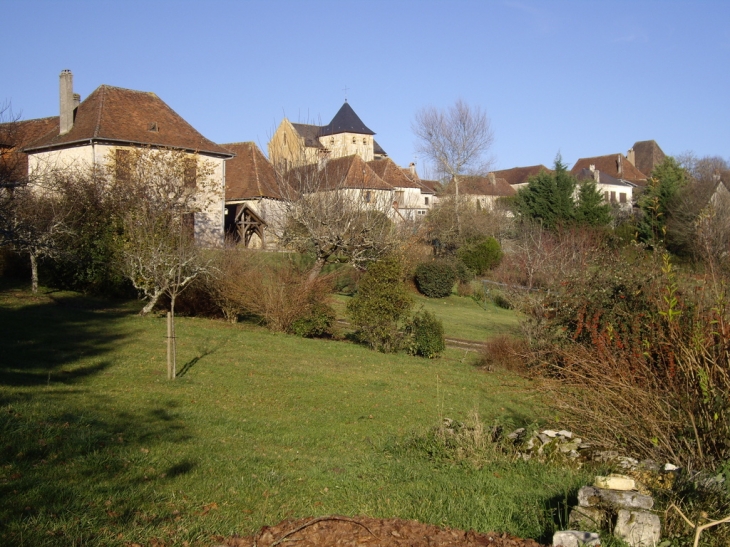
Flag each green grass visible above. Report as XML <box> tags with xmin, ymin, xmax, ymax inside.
<box><xmin>0</xmin><ymin>286</ymin><xmax>585</xmax><ymax>546</ymax></box>
<box><xmin>334</xmin><ymin>291</ymin><xmax>520</xmax><ymax>342</ymax></box>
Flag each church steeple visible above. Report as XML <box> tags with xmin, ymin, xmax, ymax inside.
<box><xmin>319</xmin><ymin>102</ymin><xmax>375</xmax><ymax>136</ymax></box>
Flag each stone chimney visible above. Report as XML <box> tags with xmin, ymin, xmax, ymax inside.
<box><xmin>593</xmin><ymin>169</ymin><xmax>600</xmax><ymax>183</ymax></box>
<box><xmin>59</xmin><ymin>70</ymin><xmax>75</xmax><ymax>135</ymax></box>
<box><xmin>617</xmin><ymin>154</ymin><xmax>623</xmax><ymax>177</ymax></box>
<box><xmin>488</xmin><ymin>172</ymin><xmax>496</xmax><ymax>185</ymax></box>
<box><xmin>409</xmin><ymin>162</ymin><xmax>417</xmax><ymax>177</ymax></box>
<box><xmin>627</xmin><ymin>147</ymin><xmax>635</xmax><ymax>166</ymax></box>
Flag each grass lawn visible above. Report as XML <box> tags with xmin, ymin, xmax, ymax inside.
<box><xmin>333</xmin><ymin>291</ymin><xmax>520</xmax><ymax>342</ymax></box>
<box><xmin>0</xmin><ymin>286</ymin><xmax>586</xmax><ymax>546</ymax></box>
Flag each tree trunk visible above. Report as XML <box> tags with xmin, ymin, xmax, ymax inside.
<box><xmin>454</xmin><ymin>176</ymin><xmax>462</xmax><ymax>237</ymax></box>
<box><xmin>306</xmin><ymin>256</ymin><xmax>327</xmax><ymax>286</ymax></box>
<box><xmin>140</xmin><ymin>289</ymin><xmax>163</xmax><ymax>316</ymax></box>
<box><xmin>170</xmin><ymin>295</ymin><xmax>177</xmax><ymax>379</ymax></box>
<box><xmin>30</xmin><ymin>251</ymin><xmax>38</xmax><ymax>293</ymax></box>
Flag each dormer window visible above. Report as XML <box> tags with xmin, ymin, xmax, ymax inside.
<box><xmin>147</xmin><ymin>122</ymin><xmax>158</xmax><ymax>132</ymax></box>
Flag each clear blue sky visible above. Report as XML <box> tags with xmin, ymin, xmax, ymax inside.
<box><xmin>3</xmin><ymin>0</ymin><xmax>728</xmax><ymax>176</ymax></box>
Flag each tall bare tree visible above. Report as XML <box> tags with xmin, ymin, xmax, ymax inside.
<box><xmin>412</xmin><ymin>99</ymin><xmax>494</xmax><ymax>234</ymax></box>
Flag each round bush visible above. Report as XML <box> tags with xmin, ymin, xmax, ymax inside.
<box><xmin>457</xmin><ymin>237</ymin><xmax>503</xmax><ymax>275</ymax></box>
<box><xmin>406</xmin><ymin>309</ymin><xmax>445</xmax><ymax>358</ymax></box>
<box><xmin>414</xmin><ymin>261</ymin><xmax>456</xmax><ymax>298</ymax></box>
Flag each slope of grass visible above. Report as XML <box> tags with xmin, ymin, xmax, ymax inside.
<box><xmin>334</xmin><ymin>292</ymin><xmax>520</xmax><ymax>342</ymax></box>
<box><xmin>0</xmin><ymin>287</ymin><xmax>584</xmax><ymax>546</ymax></box>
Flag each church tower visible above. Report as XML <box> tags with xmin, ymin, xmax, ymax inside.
<box><xmin>318</xmin><ymin>102</ymin><xmax>376</xmax><ymax>162</ymax></box>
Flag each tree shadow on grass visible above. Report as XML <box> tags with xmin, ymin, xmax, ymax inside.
<box><xmin>0</xmin><ymin>395</ymin><xmax>199</xmax><ymax>545</ymax></box>
<box><xmin>0</xmin><ymin>290</ymin><xmax>137</xmax><ymax>389</ymax></box>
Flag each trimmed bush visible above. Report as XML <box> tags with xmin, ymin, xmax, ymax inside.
<box><xmin>347</xmin><ymin>256</ymin><xmax>413</xmax><ymax>352</ymax></box>
<box><xmin>290</xmin><ymin>301</ymin><xmax>336</xmax><ymax>338</ymax></box>
<box><xmin>414</xmin><ymin>260</ymin><xmax>456</xmax><ymax>298</ymax></box>
<box><xmin>406</xmin><ymin>309</ymin><xmax>446</xmax><ymax>358</ymax></box>
<box><xmin>457</xmin><ymin>236</ymin><xmax>503</xmax><ymax>275</ymax></box>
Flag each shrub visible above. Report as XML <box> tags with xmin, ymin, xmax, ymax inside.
<box><xmin>207</xmin><ymin>249</ymin><xmax>334</xmax><ymax>333</ymax></box>
<box><xmin>406</xmin><ymin>309</ymin><xmax>446</xmax><ymax>358</ymax></box>
<box><xmin>289</xmin><ymin>301</ymin><xmax>336</xmax><ymax>338</ymax></box>
<box><xmin>477</xmin><ymin>335</ymin><xmax>527</xmax><ymax>372</ymax></box>
<box><xmin>457</xmin><ymin>236</ymin><xmax>503</xmax><ymax>275</ymax></box>
<box><xmin>414</xmin><ymin>260</ymin><xmax>456</xmax><ymax>298</ymax></box>
<box><xmin>453</xmin><ymin>259</ymin><xmax>474</xmax><ymax>283</ymax></box>
<box><xmin>347</xmin><ymin>256</ymin><xmax>413</xmax><ymax>352</ymax></box>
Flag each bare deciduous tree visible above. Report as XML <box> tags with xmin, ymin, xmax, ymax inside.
<box><xmin>113</xmin><ymin>147</ymin><xmax>218</xmax><ymax>379</ymax></box>
<box><xmin>269</xmin><ymin>155</ymin><xmax>398</xmax><ymax>283</ymax></box>
<box><xmin>412</xmin><ymin>99</ymin><xmax>494</xmax><ymax>234</ymax></box>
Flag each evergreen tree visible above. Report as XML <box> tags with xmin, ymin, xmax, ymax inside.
<box><xmin>515</xmin><ymin>155</ymin><xmax>576</xmax><ymax>229</ymax></box>
<box><xmin>637</xmin><ymin>157</ymin><xmax>689</xmax><ymax>245</ymax></box>
<box><xmin>575</xmin><ymin>179</ymin><xmax>612</xmax><ymax>227</ymax></box>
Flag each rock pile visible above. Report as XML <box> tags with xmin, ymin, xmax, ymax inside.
<box><xmin>554</xmin><ymin>474</ymin><xmax>661</xmax><ymax>547</ymax></box>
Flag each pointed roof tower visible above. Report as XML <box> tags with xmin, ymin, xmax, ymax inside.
<box><xmin>319</xmin><ymin>102</ymin><xmax>375</xmax><ymax>136</ymax></box>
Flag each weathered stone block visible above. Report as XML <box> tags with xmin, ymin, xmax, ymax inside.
<box><xmin>578</xmin><ymin>486</ymin><xmax>653</xmax><ymax>509</ymax></box>
<box><xmin>568</xmin><ymin>506</ymin><xmax>608</xmax><ymax>531</ymax></box>
<box><xmin>614</xmin><ymin>509</ymin><xmax>661</xmax><ymax>547</ymax></box>
<box><xmin>594</xmin><ymin>474</ymin><xmax>636</xmax><ymax>491</ymax></box>
<box><xmin>553</xmin><ymin>530</ymin><xmax>601</xmax><ymax>547</ymax></box>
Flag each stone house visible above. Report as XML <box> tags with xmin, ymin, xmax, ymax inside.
<box><xmin>17</xmin><ymin>70</ymin><xmax>233</xmax><ymax>246</ymax></box>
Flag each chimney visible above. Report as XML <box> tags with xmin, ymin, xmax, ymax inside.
<box><xmin>627</xmin><ymin>147</ymin><xmax>635</xmax><ymax>166</ymax></box>
<box><xmin>409</xmin><ymin>162</ymin><xmax>416</xmax><ymax>177</ymax></box>
<box><xmin>617</xmin><ymin>154</ymin><xmax>623</xmax><ymax>177</ymax></box>
<box><xmin>593</xmin><ymin>169</ymin><xmax>600</xmax><ymax>183</ymax></box>
<box><xmin>59</xmin><ymin>69</ymin><xmax>75</xmax><ymax>135</ymax></box>
<box><xmin>589</xmin><ymin>164</ymin><xmax>595</xmax><ymax>172</ymax></box>
<box><xmin>488</xmin><ymin>172</ymin><xmax>496</xmax><ymax>185</ymax></box>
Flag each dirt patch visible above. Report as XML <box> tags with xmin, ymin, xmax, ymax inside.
<box><xmin>213</xmin><ymin>516</ymin><xmax>547</xmax><ymax>547</ymax></box>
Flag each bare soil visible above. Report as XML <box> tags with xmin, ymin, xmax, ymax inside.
<box><xmin>213</xmin><ymin>516</ymin><xmax>548</xmax><ymax>547</ymax></box>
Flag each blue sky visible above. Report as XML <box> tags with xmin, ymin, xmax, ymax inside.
<box><xmin>3</xmin><ymin>0</ymin><xmax>728</xmax><ymax>176</ymax></box>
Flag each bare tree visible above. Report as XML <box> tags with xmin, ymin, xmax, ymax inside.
<box><xmin>412</xmin><ymin>99</ymin><xmax>494</xmax><ymax>234</ymax></box>
<box><xmin>113</xmin><ymin>148</ymin><xmax>218</xmax><ymax>379</ymax></box>
<box><xmin>269</xmin><ymin>155</ymin><xmax>398</xmax><ymax>283</ymax></box>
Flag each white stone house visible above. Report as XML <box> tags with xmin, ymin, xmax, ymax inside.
<box><xmin>21</xmin><ymin>70</ymin><xmax>233</xmax><ymax>246</ymax></box>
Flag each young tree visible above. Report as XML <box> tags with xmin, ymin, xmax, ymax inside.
<box><xmin>113</xmin><ymin>148</ymin><xmax>217</xmax><ymax>379</ymax></box>
<box><xmin>637</xmin><ymin>157</ymin><xmax>689</xmax><ymax>247</ymax></box>
<box><xmin>412</xmin><ymin>99</ymin><xmax>494</xmax><ymax>234</ymax></box>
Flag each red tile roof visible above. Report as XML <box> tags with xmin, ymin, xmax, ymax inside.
<box><xmin>0</xmin><ymin>116</ymin><xmax>60</xmax><ymax>183</ymax></box>
<box><xmin>285</xmin><ymin>155</ymin><xmax>392</xmax><ymax>193</ymax></box>
<box><xmin>367</xmin><ymin>158</ymin><xmax>420</xmax><ymax>189</ymax></box>
<box><xmin>491</xmin><ymin>165</ymin><xmax>552</xmax><ymax>186</ymax></box>
<box><xmin>25</xmin><ymin>85</ymin><xmax>231</xmax><ymax>157</ymax></box>
<box><xmin>571</xmin><ymin>154</ymin><xmax>647</xmax><ymax>185</ymax></box>
<box><xmin>444</xmin><ymin>175</ymin><xmax>516</xmax><ymax>197</ymax></box>
<box><xmin>221</xmin><ymin>142</ymin><xmax>283</xmax><ymax>201</ymax></box>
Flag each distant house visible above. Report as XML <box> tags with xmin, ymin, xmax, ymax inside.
<box><xmin>367</xmin><ymin>158</ymin><xmax>430</xmax><ymax>220</ymax></box>
<box><xmin>221</xmin><ymin>141</ymin><xmax>287</xmax><ymax>248</ymax></box>
<box><xmin>491</xmin><ymin>164</ymin><xmax>552</xmax><ymax>191</ymax></box>
<box><xmin>17</xmin><ymin>70</ymin><xmax>233</xmax><ymax>245</ymax></box>
<box><xmin>443</xmin><ymin>173</ymin><xmax>516</xmax><ymax>209</ymax></box>
<box><xmin>574</xmin><ymin>166</ymin><xmax>633</xmax><ymax>209</ymax></box>
<box><xmin>571</xmin><ymin>153</ymin><xmax>647</xmax><ymax>187</ymax></box>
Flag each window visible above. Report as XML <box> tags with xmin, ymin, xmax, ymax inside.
<box><xmin>147</xmin><ymin>122</ymin><xmax>158</xmax><ymax>132</ymax></box>
<box><xmin>330</xmin><ymin>137</ymin><xmax>334</xmax><ymax>145</ymax></box>
<box><xmin>604</xmin><ymin>191</ymin><xmax>609</xmax><ymax>201</ymax></box>
<box><xmin>352</xmin><ymin>137</ymin><xmax>356</xmax><ymax>144</ymax></box>
<box><xmin>184</xmin><ymin>158</ymin><xmax>197</xmax><ymax>189</ymax></box>
<box><xmin>363</xmin><ymin>138</ymin><xmax>366</xmax><ymax>145</ymax></box>
<box><xmin>395</xmin><ymin>190</ymin><xmax>404</xmax><ymax>206</ymax></box>
<box><xmin>364</xmin><ymin>191</ymin><xmax>371</xmax><ymax>203</ymax></box>
<box><xmin>620</xmin><ymin>192</ymin><xmax>627</xmax><ymax>203</ymax></box>
<box><xmin>115</xmin><ymin>149</ymin><xmax>130</xmax><ymax>183</ymax></box>
<box><xmin>610</xmin><ymin>191</ymin><xmax>616</xmax><ymax>203</ymax></box>
<box><xmin>424</xmin><ymin>197</ymin><xmax>429</xmax><ymax>205</ymax></box>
